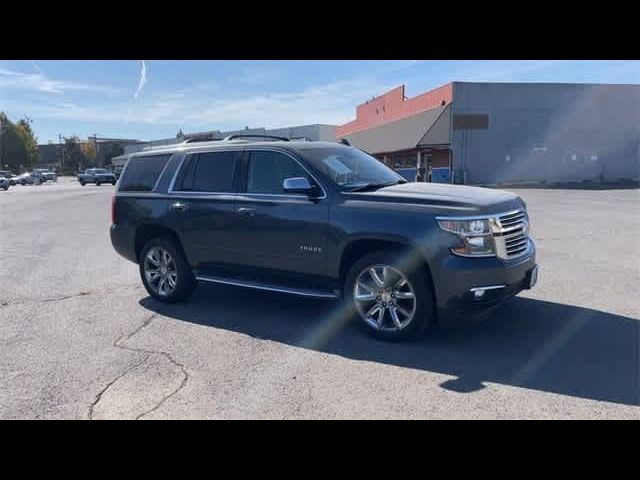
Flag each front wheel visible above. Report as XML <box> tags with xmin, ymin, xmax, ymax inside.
<box><xmin>96</xmin><ymin>181</ymin><xmax>101</xmax><ymax>186</ymax></box>
<box><xmin>79</xmin><ymin>180</ymin><xmax>86</xmax><ymax>186</ymax></box>
<box><xmin>344</xmin><ymin>251</ymin><xmax>435</xmax><ymax>341</ymax></box>
<box><xmin>139</xmin><ymin>237</ymin><xmax>196</xmax><ymax>303</ymax></box>
<box><xmin>111</xmin><ymin>180</ymin><xmax>116</xmax><ymax>185</ymax></box>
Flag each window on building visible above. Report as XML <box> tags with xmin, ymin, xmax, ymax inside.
<box><xmin>119</xmin><ymin>154</ymin><xmax>171</xmax><ymax>192</ymax></box>
<box><xmin>246</xmin><ymin>150</ymin><xmax>307</xmax><ymax>194</ymax></box>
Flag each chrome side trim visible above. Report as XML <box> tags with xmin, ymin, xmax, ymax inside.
<box><xmin>167</xmin><ymin>155</ymin><xmax>188</xmax><ymax>193</ymax></box>
<box><xmin>168</xmin><ymin>147</ymin><xmax>328</xmax><ymax>200</ymax></box>
<box><xmin>469</xmin><ymin>285</ymin><xmax>507</xmax><ymax>292</ymax></box>
<box><xmin>195</xmin><ymin>275</ymin><xmax>338</xmax><ymax>299</ymax></box>
<box><xmin>151</xmin><ymin>154</ymin><xmax>177</xmax><ymax>192</ymax></box>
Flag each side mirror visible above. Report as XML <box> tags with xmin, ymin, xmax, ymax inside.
<box><xmin>283</xmin><ymin>177</ymin><xmax>317</xmax><ymax>196</ymax></box>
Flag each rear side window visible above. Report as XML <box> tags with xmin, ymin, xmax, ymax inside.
<box><xmin>176</xmin><ymin>151</ymin><xmax>236</xmax><ymax>192</ymax></box>
<box><xmin>119</xmin><ymin>155</ymin><xmax>171</xmax><ymax>192</ymax></box>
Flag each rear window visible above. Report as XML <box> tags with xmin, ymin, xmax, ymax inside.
<box><xmin>119</xmin><ymin>155</ymin><xmax>171</xmax><ymax>192</ymax></box>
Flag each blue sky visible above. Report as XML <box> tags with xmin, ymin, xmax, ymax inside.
<box><xmin>1</xmin><ymin>60</ymin><xmax>639</xmax><ymax>144</ymax></box>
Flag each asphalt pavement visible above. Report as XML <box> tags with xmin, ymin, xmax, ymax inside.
<box><xmin>1</xmin><ymin>178</ymin><xmax>638</xmax><ymax>419</ymax></box>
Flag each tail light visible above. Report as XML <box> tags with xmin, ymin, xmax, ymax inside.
<box><xmin>111</xmin><ymin>194</ymin><xmax>116</xmax><ymax>224</ymax></box>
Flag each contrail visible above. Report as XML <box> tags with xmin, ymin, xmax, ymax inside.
<box><xmin>31</xmin><ymin>60</ymin><xmax>43</xmax><ymax>74</ymax></box>
<box><xmin>134</xmin><ymin>60</ymin><xmax>147</xmax><ymax>98</ymax></box>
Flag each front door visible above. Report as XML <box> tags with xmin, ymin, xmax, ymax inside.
<box><xmin>231</xmin><ymin>149</ymin><xmax>330</xmax><ymax>278</ymax></box>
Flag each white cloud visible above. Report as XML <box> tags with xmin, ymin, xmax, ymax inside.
<box><xmin>134</xmin><ymin>60</ymin><xmax>147</xmax><ymax>99</ymax></box>
<box><xmin>17</xmin><ymin>77</ymin><xmax>390</xmax><ymax>131</ymax></box>
<box><xmin>0</xmin><ymin>67</ymin><xmax>120</xmax><ymax>94</ymax></box>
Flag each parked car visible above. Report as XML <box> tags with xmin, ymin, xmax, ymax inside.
<box><xmin>77</xmin><ymin>168</ymin><xmax>117</xmax><ymax>186</ymax></box>
<box><xmin>32</xmin><ymin>168</ymin><xmax>57</xmax><ymax>182</ymax></box>
<box><xmin>110</xmin><ymin>136</ymin><xmax>538</xmax><ymax>341</ymax></box>
<box><xmin>14</xmin><ymin>172</ymin><xmax>42</xmax><ymax>185</ymax></box>
<box><xmin>114</xmin><ymin>166</ymin><xmax>125</xmax><ymax>180</ymax></box>
<box><xmin>0</xmin><ymin>171</ymin><xmax>15</xmax><ymax>185</ymax></box>
<box><xmin>0</xmin><ymin>175</ymin><xmax>9</xmax><ymax>191</ymax></box>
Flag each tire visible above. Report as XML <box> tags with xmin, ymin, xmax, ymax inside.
<box><xmin>139</xmin><ymin>236</ymin><xmax>196</xmax><ymax>303</ymax></box>
<box><xmin>343</xmin><ymin>250</ymin><xmax>435</xmax><ymax>341</ymax></box>
<box><xmin>111</xmin><ymin>180</ymin><xmax>116</xmax><ymax>185</ymax></box>
<box><xmin>96</xmin><ymin>181</ymin><xmax>101</xmax><ymax>186</ymax></box>
<box><xmin>2</xmin><ymin>185</ymin><xmax>7</xmax><ymax>191</ymax></box>
<box><xmin>79</xmin><ymin>181</ymin><xmax>86</xmax><ymax>186</ymax></box>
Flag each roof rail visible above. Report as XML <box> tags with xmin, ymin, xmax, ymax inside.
<box><xmin>183</xmin><ymin>137</ymin><xmax>221</xmax><ymax>144</ymax></box>
<box><xmin>222</xmin><ymin>134</ymin><xmax>290</xmax><ymax>142</ymax></box>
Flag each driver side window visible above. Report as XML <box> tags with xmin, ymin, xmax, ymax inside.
<box><xmin>246</xmin><ymin>150</ymin><xmax>308</xmax><ymax>194</ymax></box>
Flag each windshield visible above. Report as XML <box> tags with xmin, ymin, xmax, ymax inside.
<box><xmin>301</xmin><ymin>146</ymin><xmax>404</xmax><ymax>190</ymax></box>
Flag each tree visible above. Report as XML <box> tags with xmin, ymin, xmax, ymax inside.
<box><xmin>0</xmin><ymin>112</ymin><xmax>29</xmax><ymax>172</ymax></box>
<box><xmin>80</xmin><ymin>141</ymin><xmax>96</xmax><ymax>164</ymax></box>
<box><xmin>63</xmin><ymin>136</ymin><xmax>91</xmax><ymax>171</ymax></box>
<box><xmin>15</xmin><ymin>116</ymin><xmax>40</xmax><ymax>168</ymax></box>
<box><xmin>176</xmin><ymin>129</ymin><xmax>184</xmax><ymax>139</ymax></box>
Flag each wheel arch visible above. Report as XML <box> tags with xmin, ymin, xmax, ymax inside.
<box><xmin>134</xmin><ymin>224</ymin><xmax>188</xmax><ymax>264</ymax></box>
<box><xmin>338</xmin><ymin>236</ymin><xmax>436</xmax><ymax>304</ymax></box>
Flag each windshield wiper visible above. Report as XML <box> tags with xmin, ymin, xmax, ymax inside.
<box><xmin>346</xmin><ymin>179</ymin><xmax>407</xmax><ymax>192</ymax></box>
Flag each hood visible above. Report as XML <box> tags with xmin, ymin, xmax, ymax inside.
<box><xmin>344</xmin><ymin>182</ymin><xmax>523</xmax><ymax>214</ymax></box>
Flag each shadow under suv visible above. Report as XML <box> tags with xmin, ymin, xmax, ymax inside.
<box><xmin>110</xmin><ymin>136</ymin><xmax>538</xmax><ymax>341</ymax></box>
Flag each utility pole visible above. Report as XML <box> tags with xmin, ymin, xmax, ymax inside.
<box><xmin>93</xmin><ymin>134</ymin><xmax>99</xmax><ymax>166</ymax></box>
<box><xmin>59</xmin><ymin>134</ymin><xmax>65</xmax><ymax>172</ymax></box>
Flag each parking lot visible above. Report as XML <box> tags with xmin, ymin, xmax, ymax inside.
<box><xmin>0</xmin><ymin>177</ymin><xmax>638</xmax><ymax>419</ymax></box>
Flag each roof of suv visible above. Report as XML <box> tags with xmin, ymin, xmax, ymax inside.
<box><xmin>129</xmin><ymin>140</ymin><xmax>347</xmax><ymax>158</ymax></box>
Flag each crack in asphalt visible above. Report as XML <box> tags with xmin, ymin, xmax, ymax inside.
<box><xmin>0</xmin><ymin>284</ymin><xmax>141</xmax><ymax>308</ymax></box>
<box><xmin>87</xmin><ymin>313</ymin><xmax>190</xmax><ymax>420</ymax></box>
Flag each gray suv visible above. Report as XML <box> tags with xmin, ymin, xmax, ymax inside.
<box><xmin>110</xmin><ymin>136</ymin><xmax>538</xmax><ymax>341</ymax></box>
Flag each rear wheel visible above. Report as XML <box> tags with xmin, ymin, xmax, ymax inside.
<box><xmin>139</xmin><ymin>237</ymin><xmax>196</xmax><ymax>303</ymax></box>
<box><xmin>343</xmin><ymin>251</ymin><xmax>434</xmax><ymax>341</ymax></box>
<box><xmin>96</xmin><ymin>181</ymin><xmax>101</xmax><ymax>186</ymax></box>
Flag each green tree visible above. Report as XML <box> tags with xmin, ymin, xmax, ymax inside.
<box><xmin>80</xmin><ymin>141</ymin><xmax>96</xmax><ymax>164</ymax></box>
<box><xmin>15</xmin><ymin>116</ymin><xmax>40</xmax><ymax>168</ymax></box>
<box><xmin>63</xmin><ymin>135</ymin><xmax>91</xmax><ymax>172</ymax></box>
<box><xmin>0</xmin><ymin>112</ymin><xmax>29</xmax><ymax>172</ymax></box>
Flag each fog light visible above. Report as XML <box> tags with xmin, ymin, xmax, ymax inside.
<box><xmin>473</xmin><ymin>290</ymin><xmax>486</xmax><ymax>299</ymax></box>
<box><xmin>467</xmin><ymin>237</ymin><xmax>485</xmax><ymax>248</ymax></box>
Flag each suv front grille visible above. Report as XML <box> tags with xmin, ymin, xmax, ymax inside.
<box><xmin>493</xmin><ymin>210</ymin><xmax>530</xmax><ymax>260</ymax></box>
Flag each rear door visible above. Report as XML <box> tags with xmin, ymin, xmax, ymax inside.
<box><xmin>231</xmin><ymin>148</ymin><xmax>330</xmax><ymax>277</ymax></box>
<box><xmin>167</xmin><ymin>149</ymin><xmax>241</xmax><ymax>271</ymax></box>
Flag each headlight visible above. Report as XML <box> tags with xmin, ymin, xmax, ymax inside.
<box><xmin>437</xmin><ymin>217</ymin><xmax>496</xmax><ymax>257</ymax></box>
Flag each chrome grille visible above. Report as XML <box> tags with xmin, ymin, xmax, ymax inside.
<box><xmin>493</xmin><ymin>210</ymin><xmax>530</xmax><ymax>260</ymax></box>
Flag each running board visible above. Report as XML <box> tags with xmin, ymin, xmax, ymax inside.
<box><xmin>195</xmin><ymin>274</ymin><xmax>339</xmax><ymax>299</ymax></box>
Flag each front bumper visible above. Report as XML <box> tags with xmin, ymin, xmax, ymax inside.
<box><xmin>433</xmin><ymin>240</ymin><xmax>537</xmax><ymax>326</ymax></box>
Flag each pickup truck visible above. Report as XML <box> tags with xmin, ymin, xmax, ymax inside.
<box><xmin>110</xmin><ymin>137</ymin><xmax>538</xmax><ymax>341</ymax></box>
<box><xmin>77</xmin><ymin>168</ymin><xmax>117</xmax><ymax>186</ymax></box>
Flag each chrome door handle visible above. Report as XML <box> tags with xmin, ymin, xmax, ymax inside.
<box><xmin>237</xmin><ymin>207</ymin><xmax>256</xmax><ymax>217</ymax></box>
<box><xmin>171</xmin><ymin>202</ymin><xmax>188</xmax><ymax>211</ymax></box>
